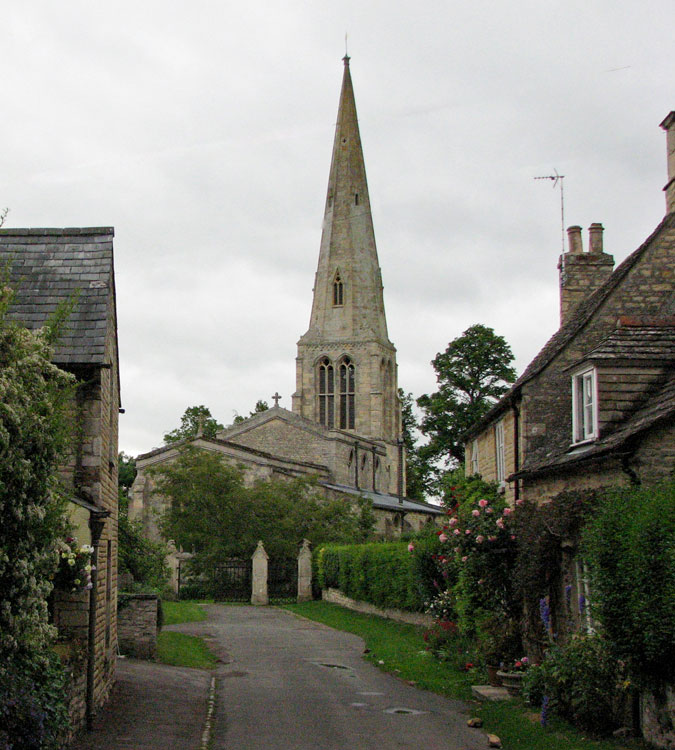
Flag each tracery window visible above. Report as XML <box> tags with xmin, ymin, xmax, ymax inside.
<box><xmin>333</xmin><ymin>272</ymin><xmax>344</xmax><ymax>306</ymax></box>
<box><xmin>339</xmin><ymin>358</ymin><xmax>355</xmax><ymax>429</ymax></box>
<box><xmin>318</xmin><ymin>357</ymin><xmax>334</xmax><ymax>428</ymax></box>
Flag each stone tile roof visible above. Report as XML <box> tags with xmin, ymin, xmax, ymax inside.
<box><xmin>465</xmin><ymin>211</ymin><xmax>675</xmax><ymax>440</ymax></box>
<box><xmin>511</xmin><ymin>370</ymin><xmax>675</xmax><ymax>479</ymax></box>
<box><xmin>0</xmin><ymin>228</ymin><xmax>115</xmax><ymax>366</ymax></box>
<box><xmin>569</xmin><ymin>323</ymin><xmax>675</xmax><ymax>365</ymax></box>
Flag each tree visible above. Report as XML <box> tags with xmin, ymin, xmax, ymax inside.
<box><xmin>398</xmin><ymin>389</ymin><xmax>428</xmax><ymax>500</ymax></box>
<box><xmin>233</xmin><ymin>399</ymin><xmax>269</xmax><ymax>424</ymax></box>
<box><xmin>117</xmin><ymin>452</ymin><xmax>169</xmax><ymax>591</ymax></box>
<box><xmin>163</xmin><ymin>405</ymin><xmax>224</xmax><ymax>444</ymax></box>
<box><xmin>417</xmin><ymin>324</ymin><xmax>516</xmax><ymax>474</ymax></box>
<box><xmin>152</xmin><ymin>447</ymin><xmax>374</xmax><ymax>580</ymax></box>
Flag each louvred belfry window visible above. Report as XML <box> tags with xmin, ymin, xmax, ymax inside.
<box><xmin>339</xmin><ymin>358</ymin><xmax>355</xmax><ymax>429</ymax></box>
<box><xmin>318</xmin><ymin>358</ymin><xmax>334</xmax><ymax>428</ymax></box>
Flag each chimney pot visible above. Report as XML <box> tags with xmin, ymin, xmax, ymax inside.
<box><xmin>589</xmin><ymin>223</ymin><xmax>604</xmax><ymax>254</ymax></box>
<box><xmin>567</xmin><ymin>225</ymin><xmax>583</xmax><ymax>254</ymax></box>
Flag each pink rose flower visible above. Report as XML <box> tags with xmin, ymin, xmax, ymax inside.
<box><xmin>496</xmin><ymin>518</ymin><xmax>505</xmax><ymax>529</ymax></box>
<box><xmin>488</xmin><ymin>535</ymin><xmax>497</xmax><ymax>542</ymax></box>
<box><xmin>407</xmin><ymin>543</ymin><xmax>415</xmax><ymax>553</ymax></box>
<box><xmin>503</xmin><ymin>507</ymin><xmax>513</xmax><ymax>516</ymax></box>
<box><xmin>516</xmin><ymin>498</ymin><xmax>524</xmax><ymax>506</ymax></box>
<box><xmin>465</xmin><ymin>529</ymin><xmax>471</xmax><ymax>535</ymax></box>
<box><xmin>439</xmin><ymin>533</ymin><xmax>448</xmax><ymax>543</ymax></box>
<box><xmin>476</xmin><ymin>535</ymin><xmax>485</xmax><ymax>544</ymax></box>
<box><xmin>453</xmin><ymin>529</ymin><xmax>461</xmax><ymax>536</ymax></box>
<box><xmin>478</xmin><ymin>499</ymin><xmax>488</xmax><ymax>508</ymax></box>
<box><xmin>461</xmin><ymin>556</ymin><xmax>468</xmax><ymax>563</ymax></box>
<box><xmin>486</xmin><ymin>507</ymin><xmax>493</xmax><ymax>514</ymax></box>
<box><xmin>449</xmin><ymin>517</ymin><xmax>458</xmax><ymax>527</ymax></box>
<box><xmin>472</xmin><ymin>509</ymin><xmax>480</xmax><ymax>517</ymax></box>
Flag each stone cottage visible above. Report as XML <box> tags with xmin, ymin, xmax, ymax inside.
<box><xmin>0</xmin><ymin>227</ymin><xmax>120</xmax><ymax>732</ymax></box>
<box><xmin>464</xmin><ymin>111</ymin><xmax>674</xmax><ymax>503</ymax></box>
<box><xmin>129</xmin><ymin>58</ymin><xmax>442</xmax><ymax>550</ymax></box>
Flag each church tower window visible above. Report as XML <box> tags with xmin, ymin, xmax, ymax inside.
<box><xmin>333</xmin><ymin>272</ymin><xmax>344</xmax><ymax>306</ymax></box>
<box><xmin>318</xmin><ymin>358</ymin><xmax>335</xmax><ymax>427</ymax></box>
<box><xmin>339</xmin><ymin>358</ymin><xmax>355</xmax><ymax>429</ymax></box>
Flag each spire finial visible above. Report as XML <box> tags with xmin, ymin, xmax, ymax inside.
<box><xmin>343</xmin><ymin>32</ymin><xmax>350</xmax><ymax>65</ymax></box>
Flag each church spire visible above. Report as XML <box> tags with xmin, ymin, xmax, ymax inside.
<box><xmin>294</xmin><ymin>59</ymin><xmax>400</xmax><ymax>449</ymax></box>
<box><xmin>302</xmin><ymin>56</ymin><xmax>390</xmax><ymax>344</ymax></box>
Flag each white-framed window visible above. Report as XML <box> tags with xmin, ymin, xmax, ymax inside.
<box><xmin>572</xmin><ymin>367</ymin><xmax>598</xmax><ymax>443</ymax></box>
<box><xmin>494</xmin><ymin>420</ymin><xmax>505</xmax><ymax>483</ymax></box>
<box><xmin>471</xmin><ymin>439</ymin><xmax>479</xmax><ymax>476</ymax></box>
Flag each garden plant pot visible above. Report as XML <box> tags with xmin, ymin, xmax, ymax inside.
<box><xmin>486</xmin><ymin>665</ymin><xmax>503</xmax><ymax>687</ymax></box>
<box><xmin>496</xmin><ymin>670</ymin><xmax>524</xmax><ymax>697</ymax></box>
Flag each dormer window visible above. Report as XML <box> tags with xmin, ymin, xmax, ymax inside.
<box><xmin>333</xmin><ymin>272</ymin><xmax>344</xmax><ymax>306</ymax></box>
<box><xmin>572</xmin><ymin>367</ymin><xmax>598</xmax><ymax>443</ymax></box>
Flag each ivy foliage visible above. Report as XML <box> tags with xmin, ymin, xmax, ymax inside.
<box><xmin>0</xmin><ymin>282</ymin><xmax>74</xmax><ymax>655</ymax></box>
<box><xmin>582</xmin><ymin>479</ymin><xmax>675</xmax><ymax>686</ymax></box>
<box><xmin>118</xmin><ymin>454</ymin><xmax>170</xmax><ymax>592</ymax></box>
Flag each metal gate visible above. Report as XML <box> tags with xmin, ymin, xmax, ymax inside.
<box><xmin>268</xmin><ymin>558</ymin><xmax>298</xmax><ymax>602</ymax></box>
<box><xmin>213</xmin><ymin>559</ymin><xmax>252</xmax><ymax>602</ymax></box>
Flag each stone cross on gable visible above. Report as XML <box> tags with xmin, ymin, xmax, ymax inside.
<box><xmin>272</xmin><ymin>392</ymin><xmax>282</xmax><ymax>407</ymax></box>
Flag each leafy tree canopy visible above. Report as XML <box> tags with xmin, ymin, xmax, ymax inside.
<box><xmin>417</xmin><ymin>324</ymin><xmax>516</xmax><ymax>474</ymax></box>
<box><xmin>233</xmin><ymin>399</ymin><xmax>269</xmax><ymax>424</ymax></box>
<box><xmin>151</xmin><ymin>447</ymin><xmax>374</xmax><ymax>570</ymax></box>
<box><xmin>163</xmin><ymin>405</ymin><xmax>224</xmax><ymax>444</ymax></box>
<box><xmin>399</xmin><ymin>389</ymin><xmax>427</xmax><ymax>501</ymax></box>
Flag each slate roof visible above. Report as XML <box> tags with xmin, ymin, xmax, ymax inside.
<box><xmin>567</xmin><ymin>323</ymin><xmax>675</xmax><ymax>367</ymax></box>
<box><xmin>512</xmin><ymin>369</ymin><xmax>675</xmax><ymax>479</ymax></box>
<box><xmin>321</xmin><ymin>482</ymin><xmax>444</xmax><ymax>515</ymax></box>
<box><xmin>464</xmin><ymin>211</ymin><xmax>675</xmax><ymax>441</ymax></box>
<box><xmin>0</xmin><ymin>228</ymin><xmax>115</xmax><ymax>366</ymax></box>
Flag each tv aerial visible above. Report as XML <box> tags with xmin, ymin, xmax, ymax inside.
<box><xmin>534</xmin><ymin>169</ymin><xmax>566</xmax><ymax>254</ymax></box>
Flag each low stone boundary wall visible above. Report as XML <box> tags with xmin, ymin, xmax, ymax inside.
<box><xmin>322</xmin><ymin>588</ymin><xmax>433</xmax><ymax>628</ymax></box>
<box><xmin>117</xmin><ymin>594</ymin><xmax>159</xmax><ymax>659</ymax></box>
<box><xmin>642</xmin><ymin>684</ymin><xmax>675</xmax><ymax>750</ymax></box>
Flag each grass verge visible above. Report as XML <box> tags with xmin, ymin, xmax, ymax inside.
<box><xmin>156</xmin><ymin>631</ymin><xmax>217</xmax><ymax>670</ymax></box>
<box><xmin>283</xmin><ymin>601</ymin><xmax>648</xmax><ymax>750</ymax></box>
<box><xmin>162</xmin><ymin>600</ymin><xmax>209</xmax><ymax>625</ymax></box>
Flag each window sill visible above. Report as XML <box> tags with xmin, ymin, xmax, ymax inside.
<box><xmin>568</xmin><ymin>437</ymin><xmax>597</xmax><ymax>451</ymax></box>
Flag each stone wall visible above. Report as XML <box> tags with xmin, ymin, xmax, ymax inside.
<box><xmin>322</xmin><ymin>588</ymin><xmax>433</xmax><ymax>628</ymax></box>
<box><xmin>117</xmin><ymin>594</ymin><xmax>158</xmax><ymax>659</ymax></box>
<box><xmin>642</xmin><ymin>684</ymin><xmax>675</xmax><ymax>750</ymax></box>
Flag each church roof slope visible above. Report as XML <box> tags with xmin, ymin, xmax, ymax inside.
<box><xmin>0</xmin><ymin>227</ymin><xmax>116</xmax><ymax>367</ymax></box>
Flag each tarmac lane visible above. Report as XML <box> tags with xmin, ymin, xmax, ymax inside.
<box><xmin>190</xmin><ymin>604</ymin><xmax>487</xmax><ymax>750</ymax></box>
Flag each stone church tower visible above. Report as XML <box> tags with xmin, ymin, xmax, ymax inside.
<box><xmin>293</xmin><ymin>56</ymin><xmax>401</xmax><ymax>448</ymax></box>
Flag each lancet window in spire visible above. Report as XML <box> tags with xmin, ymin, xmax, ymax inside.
<box><xmin>333</xmin><ymin>272</ymin><xmax>344</xmax><ymax>306</ymax></box>
<box><xmin>339</xmin><ymin>358</ymin><xmax>355</xmax><ymax>430</ymax></box>
<box><xmin>318</xmin><ymin>357</ymin><xmax>334</xmax><ymax>428</ymax></box>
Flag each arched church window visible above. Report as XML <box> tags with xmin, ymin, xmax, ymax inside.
<box><xmin>333</xmin><ymin>272</ymin><xmax>344</xmax><ymax>306</ymax></box>
<box><xmin>339</xmin><ymin>357</ymin><xmax>355</xmax><ymax>429</ymax></box>
<box><xmin>318</xmin><ymin>357</ymin><xmax>334</xmax><ymax>428</ymax></box>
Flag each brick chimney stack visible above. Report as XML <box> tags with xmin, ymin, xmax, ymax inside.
<box><xmin>558</xmin><ymin>223</ymin><xmax>614</xmax><ymax>326</ymax></box>
<box><xmin>660</xmin><ymin>111</ymin><xmax>675</xmax><ymax>214</ymax></box>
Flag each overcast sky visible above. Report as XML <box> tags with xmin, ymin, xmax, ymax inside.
<box><xmin>2</xmin><ymin>1</ymin><xmax>673</xmax><ymax>456</ymax></box>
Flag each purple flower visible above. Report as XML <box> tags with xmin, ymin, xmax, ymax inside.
<box><xmin>578</xmin><ymin>594</ymin><xmax>586</xmax><ymax>615</ymax></box>
<box><xmin>539</xmin><ymin>597</ymin><xmax>551</xmax><ymax>631</ymax></box>
<box><xmin>541</xmin><ymin>695</ymin><xmax>549</xmax><ymax>727</ymax></box>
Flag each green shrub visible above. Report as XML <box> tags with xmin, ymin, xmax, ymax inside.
<box><xmin>582</xmin><ymin>479</ymin><xmax>675</xmax><ymax>686</ymax></box>
<box><xmin>317</xmin><ymin>541</ymin><xmax>438</xmax><ymax>612</ymax></box>
<box><xmin>0</xmin><ymin>649</ymin><xmax>70</xmax><ymax>750</ymax></box>
<box><xmin>527</xmin><ymin>635</ymin><xmax>623</xmax><ymax>735</ymax></box>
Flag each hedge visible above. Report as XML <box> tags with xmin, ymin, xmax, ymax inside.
<box><xmin>315</xmin><ymin>538</ymin><xmax>445</xmax><ymax>612</ymax></box>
